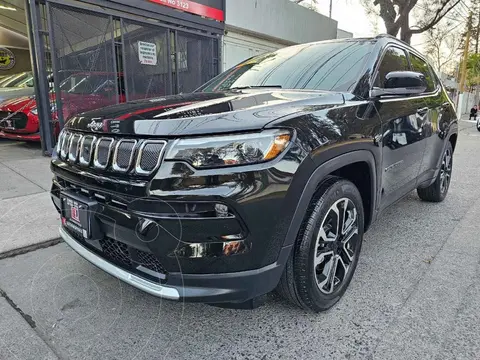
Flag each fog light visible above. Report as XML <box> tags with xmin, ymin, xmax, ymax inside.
<box><xmin>171</xmin><ymin>239</ymin><xmax>250</xmax><ymax>258</ymax></box>
<box><xmin>222</xmin><ymin>241</ymin><xmax>246</xmax><ymax>256</ymax></box>
<box><xmin>215</xmin><ymin>203</ymin><xmax>229</xmax><ymax>218</ymax></box>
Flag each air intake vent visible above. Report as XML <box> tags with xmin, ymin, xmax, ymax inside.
<box><xmin>113</xmin><ymin>140</ymin><xmax>137</xmax><ymax>172</ymax></box>
<box><xmin>94</xmin><ymin>137</ymin><xmax>114</xmax><ymax>169</ymax></box>
<box><xmin>60</xmin><ymin>132</ymin><xmax>71</xmax><ymax>160</ymax></box>
<box><xmin>79</xmin><ymin>135</ymin><xmax>96</xmax><ymax>166</ymax></box>
<box><xmin>136</xmin><ymin>141</ymin><xmax>166</xmax><ymax>174</ymax></box>
<box><xmin>56</xmin><ymin>130</ymin><xmax>65</xmax><ymax>156</ymax></box>
<box><xmin>68</xmin><ymin>134</ymin><xmax>82</xmax><ymax>163</ymax></box>
<box><xmin>57</xmin><ymin>131</ymin><xmax>166</xmax><ymax>175</ymax></box>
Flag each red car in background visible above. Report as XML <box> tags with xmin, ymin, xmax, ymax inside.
<box><xmin>0</xmin><ymin>72</ymin><xmax>127</xmax><ymax>141</ymax></box>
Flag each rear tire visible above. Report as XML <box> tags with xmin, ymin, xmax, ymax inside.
<box><xmin>277</xmin><ymin>177</ymin><xmax>364</xmax><ymax>312</ymax></box>
<box><xmin>477</xmin><ymin>119</ymin><xmax>480</xmax><ymax>132</ymax></box>
<box><xmin>417</xmin><ymin>141</ymin><xmax>453</xmax><ymax>202</ymax></box>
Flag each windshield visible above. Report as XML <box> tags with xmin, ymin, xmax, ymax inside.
<box><xmin>196</xmin><ymin>40</ymin><xmax>375</xmax><ymax>93</ymax></box>
<box><xmin>59</xmin><ymin>74</ymin><xmax>114</xmax><ymax>94</ymax></box>
<box><xmin>0</xmin><ymin>72</ymin><xmax>32</xmax><ymax>88</ymax></box>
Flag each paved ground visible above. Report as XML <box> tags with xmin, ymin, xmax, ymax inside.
<box><xmin>1</xmin><ymin>120</ymin><xmax>480</xmax><ymax>359</ymax></box>
<box><xmin>0</xmin><ymin>140</ymin><xmax>60</xmax><ymax>255</ymax></box>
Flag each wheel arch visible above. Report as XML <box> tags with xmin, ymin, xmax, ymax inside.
<box><xmin>449</xmin><ymin>132</ymin><xmax>458</xmax><ymax>153</ymax></box>
<box><xmin>282</xmin><ymin>150</ymin><xmax>377</xmax><ymax>248</ymax></box>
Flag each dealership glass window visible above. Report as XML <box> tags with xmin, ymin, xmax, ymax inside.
<box><xmin>50</xmin><ymin>5</ymin><xmax>117</xmax><ymax>119</ymax></box>
<box><xmin>175</xmin><ymin>31</ymin><xmax>218</xmax><ymax>94</ymax></box>
<box><xmin>47</xmin><ymin>2</ymin><xmax>221</xmax><ymax>126</ymax></box>
<box><xmin>196</xmin><ymin>40</ymin><xmax>375</xmax><ymax>93</ymax></box>
<box><xmin>59</xmin><ymin>74</ymin><xmax>115</xmax><ymax>94</ymax></box>
<box><xmin>122</xmin><ymin>21</ymin><xmax>170</xmax><ymax>100</ymax></box>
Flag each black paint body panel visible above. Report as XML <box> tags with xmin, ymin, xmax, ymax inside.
<box><xmin>51</xmin><ymin>36</ymin><xmax>459</xmax><ymax>304</ymax></box>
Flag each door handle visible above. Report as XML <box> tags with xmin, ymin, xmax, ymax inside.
<box><xmin>417</xmin><ymin>107</ymin><xmax>429</xmax><ymax>115</ymax></box>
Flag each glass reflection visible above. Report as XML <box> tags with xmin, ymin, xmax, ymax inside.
<box><xmin>196</xmin><ymin>40</ymin><xmax>375</xmax><ymax>93</ymax></box>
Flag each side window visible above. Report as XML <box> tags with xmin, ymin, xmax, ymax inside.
<box><xmin>409</xmin><ymin>54</ymin><xmax>436</xmax><ymax>92</ymax></box>
<box><xmin>374</xmin><ymin>46</ymin><xmax>409</xmax><ymax>87</ymax></box>
<box><xmin>428</xmin><ymin>64</ymin><xmax>439</xmax><ymax>88</ymax></box>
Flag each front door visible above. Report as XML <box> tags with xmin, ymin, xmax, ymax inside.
<box><xmin>373</xmin><ymin>46</ymin><xmax>427</xmax><ymax>209</ymax></box>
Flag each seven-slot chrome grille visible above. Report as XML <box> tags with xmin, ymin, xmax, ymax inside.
<box><xmin>56</xmin><ymin>131</ymin><xmax>166</xmax><ymax>175</ymax></box>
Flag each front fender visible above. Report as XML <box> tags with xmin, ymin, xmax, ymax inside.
<box><xmin>282</xmin><ymin>149</ymin><xmax>378</xmax><ymax>248</ymax></box>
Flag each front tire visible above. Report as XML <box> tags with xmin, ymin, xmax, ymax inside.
<box><xmin>417</xmin><ymin>142</ymin><xmax>453</xmax><ymax>202</ymax></box>
<box><xmin>476</xmin><ymin>119</ymin><xmax>480</xmax><ymax>132</ymax></box>
<box><xmin>277</xmin><ymin>177</ymin><xmax>364</xmax><ymax>312</ymax></box>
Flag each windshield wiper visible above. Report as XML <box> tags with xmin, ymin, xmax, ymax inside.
<box><xmin>229</xmin><ymin>85</ymin><xmax>282</xmax><ymax>90</ymax></box>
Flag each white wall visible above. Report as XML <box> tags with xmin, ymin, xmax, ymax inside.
<box><xmin>457</xmin><ymin>92</ymin><xmax>477</xmax><ymax>117</ymax></box>
<box><xmin>225</xmin><ymin>0</ymin><xmax>337</xmax><ymax>45</ymax></box>
<box><xmin>223</xmin><ymin>32</ymin><xmax>287</xmax><ymax>70</ymax></box>
<box><xmin>337</xmin><ymin>28</ymin><xmax>353</xmax><ymax>39</ymax></box>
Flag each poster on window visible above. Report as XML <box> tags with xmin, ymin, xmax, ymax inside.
<box><xmin>138</xmin><ymin>41</ymin><xmax>157</xmax><ymax>65</ymax></box>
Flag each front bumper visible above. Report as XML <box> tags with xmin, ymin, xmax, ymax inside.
<box><xmin>50</xmin><ymin>158</ymin><xmax>301</xmax><ymax>303</ymax></box>
<box><xmin>50</xmin><ymin>130</ymin><xmax>309</xmax><ymax>304</ymax></box>
<box><xmin>0</xmin><ymin>131</ymin><xmax>41</xmax><ymax>141</ymax></box>
<box><xmin>59</xmin><ymin>226</ymin><xmax>291</xmax><ymax>303</ymax></box>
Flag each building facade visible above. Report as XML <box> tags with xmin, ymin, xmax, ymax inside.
<box><xmin>22</xmin><ymin>0</ymin><xmax>339</xmax><ymax>153</ymax></box>
<box><xmin>223</xmin><ymin>0</ymin><xmax>338</xmax><ymax>69</ymax></box>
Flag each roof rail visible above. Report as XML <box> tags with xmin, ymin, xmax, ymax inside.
<box><xmin>374</xmin><ymin>33</ymin><xmax>412</xmax><ymax>47</ymax></box>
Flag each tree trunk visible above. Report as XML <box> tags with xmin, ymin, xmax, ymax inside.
<box><xmin>386</xmin><ymin>24</ymin><xmax>399</xmax><ymax>37</ymax></box>
<box><xmin>476</xmin><ymin>9</ymin><xmax>480</xmax><ymax>53</ymax></box>
<box><xmin>401</xmin><ymin>31</ymin><xmax>413</xmax><ymax>44</ymax></box>
<box><xmin>400</xmin><ymin>15</ymin><xmax>412</xmax><ymax>44</ymax></box>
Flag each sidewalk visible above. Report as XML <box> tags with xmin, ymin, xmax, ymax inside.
<box><xmin>0</xmin><ymin>118</ymin><xmax>475</xmax><ymax>257</ymax></box>
<box><xmin>0</xmin><ymin>140</ymin><xmax>60</xmax><ymax>257</ymax></box>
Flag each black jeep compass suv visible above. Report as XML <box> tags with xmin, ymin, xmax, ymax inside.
<box><xmin>51</xmin><ymin>35</ymin><xmax>458</xmax><ymax>312</ymax></box>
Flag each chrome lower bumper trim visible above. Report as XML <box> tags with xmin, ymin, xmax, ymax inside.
<box><xmin>59</xmin><ymin>227</ymin><xmax>180</xmax><ymax>300</ymax></box>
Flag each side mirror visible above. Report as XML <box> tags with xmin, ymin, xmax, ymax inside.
<box><xmin>370</xmin><ymin>71</ymin><xmax>427</xmax><ymax>97</ymax></box>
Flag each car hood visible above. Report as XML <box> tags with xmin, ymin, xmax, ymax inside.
<box><xmin>0</xmin><ymin>92</ymin><xmax>105</xmax><ymax>112</ymax></box>
<box><xmin>65</xmin><ymin>89</ymin><xmax>345</xmax><ymax>136</ymax></box>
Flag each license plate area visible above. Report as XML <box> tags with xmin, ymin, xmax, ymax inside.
<box><xmin>60</xmin><ymin>191</ymin><xmax>102</xmax><ymax>240</ymax></box>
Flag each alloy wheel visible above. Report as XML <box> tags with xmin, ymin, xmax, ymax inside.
<box><xmin>313</xmin><ymin>198</ymin><xmax>359</xmax><ymax>295</ymax></box>
<box><xmin>440</xmin><ymin>147</ymin><xmax>452</xmax><ymax>194</ymax></box>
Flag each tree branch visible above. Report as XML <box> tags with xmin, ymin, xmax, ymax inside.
<box><xmin>410</xmin><ymin>0</ymin><xmax>461</xmax><ymax>34</ymax></box>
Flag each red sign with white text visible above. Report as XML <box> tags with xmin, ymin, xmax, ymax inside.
<box><xmin>149</xmin><ymin>0</ymin><xmax>224</xmax><ymax>22</ymax></box>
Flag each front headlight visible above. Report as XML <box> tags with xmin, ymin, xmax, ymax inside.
<box><xmin>165</xmin><ymin>129</ymin><xmax>291</xmax><ymax>169</ymax></box>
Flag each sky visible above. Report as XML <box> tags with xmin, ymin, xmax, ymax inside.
<box><xmin>297</xmin><ymin>0</ymin><xmax>472</xmax><ymax>75</ymax></box>
<box><xmin>313</xmin><ymin>0</ymin><xmax>384</xmax><ymax>37</ymax></box>
<box><xmin>305</xmin><ymin>0</ymin><xmax>427</xmax><ymax>50</ymax></box>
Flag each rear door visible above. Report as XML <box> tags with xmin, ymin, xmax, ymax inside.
<box><xmin>373</xmin><ymin>46</ymin><xmax>427</xmax><ymax>209</ymax></box>
<box><xmin>408</xmin><ymin>53</ymin><xmax>449</xmax><ymax>183</ymax></box>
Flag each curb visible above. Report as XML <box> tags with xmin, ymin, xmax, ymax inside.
<box><xmin>0</xmin><ymin>238</ymin><xmax>63</xmax><ymax>261</ymax></box>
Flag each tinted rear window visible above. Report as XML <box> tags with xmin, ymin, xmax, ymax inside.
<box><xmin>409</xmin><ymin>54</ymin><xmax>436</xmax><ymax>92</ymax></box>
